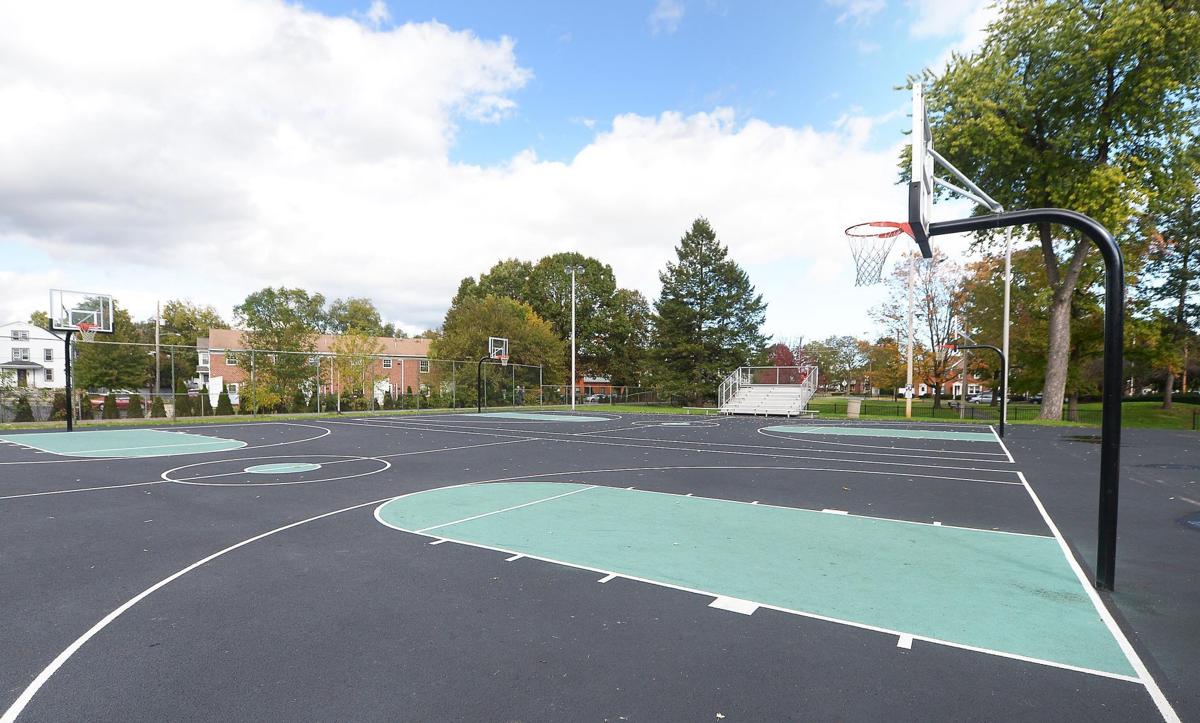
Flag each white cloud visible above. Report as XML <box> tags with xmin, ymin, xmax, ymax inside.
<box><xmin>648</xmin><ymin>0</ymin><xmax>685</xmax><ymax>35</ymax></box>
<box><xmin>0</xmin><ymin>0</ymin><xmax>930</xmax><ymax>343</ymax></box>
<box><xmin>826</xmin><ymin>0</ymin><xmax>886</xmax><ymax>25</ymax></box>
<box><xmin>912</xmin><ymin>0</ymin><xmax>998</xmax><ymax>72</ymax></box>
<box><xmin>361</xmin><ymin>0</ymin><xmax>391</xmax><ymax>29</ymax></box>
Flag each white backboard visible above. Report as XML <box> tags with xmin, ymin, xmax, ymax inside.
<box><xmin>50</xmin><ymin>289</ymin><xmax>114</xmax><ymax>333</ymax></box>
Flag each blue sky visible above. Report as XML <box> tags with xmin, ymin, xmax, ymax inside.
<box><xmin>0</xmin><ymin>0</ymin><xmax>989</xmax><ymax>338</ymax></box>
<box><xmin>308</xmin><ymin>0</ymin><xmax>951</xmax><ymax>165</ymax></box>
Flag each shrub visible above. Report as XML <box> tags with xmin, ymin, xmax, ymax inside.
<box><xmin>50</xmin><ymin>392</ymin><xmax>68</xmax><ymax>421</ymax></box>
<box><xmin>383</xmin><ymin>390</ymin><xmax>394</xmax><ymax>409</ymax></box>
<box><xmin>150</xmin><ymin>395</ymin><xmax>167</xmax><ymax>418</ymax></box>
<box><xmin>13</xmin><ymin>395</ymin><xmax>35</xmax><ymax>422</ymax></box>
<box><xmin>126</xmin><ymin>394</ymin><xmax>145</xmax><ymax>419</ymax></box>
<box><xmin>102</xmin><ymin>392</ymin><xmax>119</xmax><ymax>419</ymax></box>
<box><xmin>216</xmin><ymin>390</ymin><xmax>234</xmax><ymax>415</ymax></box>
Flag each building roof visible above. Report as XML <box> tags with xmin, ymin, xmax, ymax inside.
<box><xmin>204</xmin><ymin>328</ymin><xmax>431</xmax><ymax>357</ymax></box>
<box><xmin>0</xmin><ymin>360</ymin><xmax>47</xmax><ymax>370</ymax></box>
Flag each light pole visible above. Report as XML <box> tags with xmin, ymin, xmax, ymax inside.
<box><xmin>905</xmin><ymin>254</ymin><xmax>915</xmax><ymax>418</ymax></box>
<box><xmin>565</xmin><ymin>265</ymin><xmax>584</xmax><ymax>411</ymax></box>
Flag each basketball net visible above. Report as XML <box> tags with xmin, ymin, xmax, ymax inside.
<box><xmin>845</xmin><ymin>221</ymin><xmax>911</xmax><ymax>286</ymax></box>
<box><xmin>497</xmin><ymin>354</ymin><xmax>509</xmax><ymax>367</ymax></box>
<box><xmin>76</xmin><ymin>321</ymin><xmax>97</xmax><ymax>342</ymax></box>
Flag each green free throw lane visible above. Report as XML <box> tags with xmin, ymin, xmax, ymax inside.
<box><xmin>0</xmin><ymin>429</ymin><xmax>245</xmax><ymax>458</ymax></box>
<box><xmin>764</xmin><ymin>425</ymin><xmax>997</xmax><ymax>442</ymax></box>
<box><xmin>474</xmin><ymin>412</ymin><xmax>610</xmax><ymax>422</ymax></box>
<box><xmin>377</xmin><ymin>482</ymin><xmax>1132</xmax><ymax>677</ymax></box>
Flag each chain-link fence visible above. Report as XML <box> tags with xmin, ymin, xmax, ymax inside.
<box><xmin>0</xmin><ymin>334</ymin><xmax>558</xmax><ymax>423</ymax></box>
<box><xmin>806</xmin><ymin>398</ymin><xmax>1104</xmax><ymax>425</ymax></box>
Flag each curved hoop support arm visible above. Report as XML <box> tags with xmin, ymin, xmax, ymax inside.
<box><xmin>930</xmin><ymin>208</ymin><xmax>1123</xmax><ymax>591</ymax></box>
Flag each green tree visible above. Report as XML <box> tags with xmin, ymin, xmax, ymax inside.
<box><xmin>173</xmin><ymin>377</ymin><xmax>192</xmax><ymax>417</ymax></box>
<box><xmin>1141</xmin><ymin>144</ymin><xmax>1200</xmax><ymax>408</ymax></box>
<box><xmin>126</xmin><ymin>393</ymin><xmax>145</xmax><ymax>419</ymax></box>
<box><xmin>235</xmin><ymin>288</ymin><xmax>324</xmax><ymax>407</ymax></box>
<box><xmin>102</xmin><ymin>392</ymin><xmax>119</xmax><ymax>419</ymax></box>
<box><xmin>651</xmin><ymin>218</ymin><xmax>768</xmax><ymax>404</ymax></box>
<box><xmin>913</xmin><ymin>0</ymin><xmax>1200</xmax><ymax>418</ymax></box>
<box><xmin>605</xmin><ymin>289</ymin><xmax>652</xmax><ymax>387</ymax></box>
<box><xmin>330</xmin><ymin>329</ymin><xmax>384</xmax><ymax>407</ymax></box>
<box><xmin>452</xmin><ymin>258</ymin><xmax>535</xmax><ymax>307</ymax></box>
<box><xmin>50</xmin><ymin>391</ymin><xmax>69</xmax><ymax>421</ymax></box>
<box><xmin>73</xmin><ymin>306</ymin><xmax>150</xmax><ymax>391</ymax></box>
<box><xmin>803</xmin><ymin>336</ymin><xmax>864</xmax><ymax>390</ymax></box>
<box><xmin>431</xmin><ymin>295</ymin><xmax>565</xmax><ymax>408</ymax></box>
<box><xmin>216</xmin><ymin>389</ymin><xmax>234</xmax><ymax>415</ymax></box>
<box><xmin>29</xmin><ymin>311</ymin><xmax>51</xmax><ymax>331</ymax></box>
<box><xmin>13</xmin><ymin>395</ymin><xmax>34</xmax><ymax>422</ymax></box>
<box><xmin>150</xmin><ymin>395</ymin><xmax>167</xmax><ymax>418</ymax></box>
<box><xmin>158</xmin><ymin>300</ymin><xmax>226</xmax><ymax>386</ymax></box>
<box><xmin>326</xmin><ymin>297</ymin><xmax>388</xmax><ymax>336</ymax></box>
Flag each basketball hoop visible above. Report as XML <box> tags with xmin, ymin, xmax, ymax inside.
<box><xmin>497</xmin><ymin>354</ymin><xmax>509</xmax><ymax>367</ymax></box>
<box><xmin>845</xmin><ymin>221</ymin><xmax>912</xmax><ymax>286</ymax></box>
<box><xmin>76</xmin><ymin>321</ymin><xmax>97</xmax><ymax>342</ymax></box>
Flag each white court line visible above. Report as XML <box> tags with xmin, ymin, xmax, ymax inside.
<box><xmin>0</xmin><ymin>480</ymin><xmax>163</xmax><ymax>501</ymax></box>
<box><xmin>378</xmin><ymin>509</ymin><xmax>1141</xmax><ymax>685</ymax></box>
<box><xmin>429</xmin><ymin>539</ymin><xmax>448</xmax><ymax>545</ymax></box>
<box><xmin>990</xmin><ymin>425</ymin><xmax>1016</xmax><ymax>464</ymax></box>
<box><xmin>1015</xmin><ymin>470</ymin><xmax>1179</xmax><ymax>722</ymax></box>
<box><xmin>505</xmin><ymin>554</ymin><xmax>524</xmax><ymax>562</ymax></box>
<box><xmin>0</xmin><ymin>494</ymin><xmax>399</xmax><ymax>723</ymax></box>
<box><xmin>415</xmin><ymin>485</ymin><xmax>596</xmax><ymax>533</ymax></box>
<box><xmin>897</xmin><ymin>634</ymin><xmax>913</xmax><ymax>649</ymax></box>
<box><xmin>597</xmin><ymin>573</ymin><xmax>617</xmax><ymax>583</ymax></box>
<box><xmin>0</xmin><ymin>438</ymin><xmax>246</xmax><ymax>457</ymax></box>
<box><xmin>340</xmin><ymin>418</ymin><xmax>1020</xmax><ymax>479</ymax></box>
<box><xmin>357</xmin><ymin>415</ymin><xmax>1013</xmax><ymax>462</ymax></box>
<box><xmin>709</xmin><ymin>596</ymin><xmax>759</xmax><ymax>615</ymax></box>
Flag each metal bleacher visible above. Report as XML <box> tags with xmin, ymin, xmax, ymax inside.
<box><xmin>717</xmin><ymin>366</ymin><xmax>818</xmax><ymax>417</ymax></box>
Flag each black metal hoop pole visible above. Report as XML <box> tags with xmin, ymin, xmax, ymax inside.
<box><xmin>931</xmin><ymin>208</ymin><xmax>1123</xmax><ymax>590</ymax></box>
<box><xmin>953</xmin><ymin>344</ymin><xmax>1007</xmax><ymax>438</ymax></box>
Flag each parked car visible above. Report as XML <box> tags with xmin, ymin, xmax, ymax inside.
<box><xmin>968</xmin><ymin>393</ymin><xmax>994</xmax><ymax>404</ymax></box>
<box><xmin>583</xmin><ymin>393</ymin><xmax>608</xmax><ymax>403</ymax></box>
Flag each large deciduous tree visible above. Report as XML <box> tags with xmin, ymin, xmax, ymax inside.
<box><xmin>1142</xmin><ymin>145</ymin><xmax>1200</xmax><ymax>407</ymax></box>
<box><xmin>158</xmin><ymin>299</ymin><xmax>226</xmax><ymax>386</ymax></box>
<box><xmin>326</xmin><ymin>297</ymin><xmax>392</xmax><ymax>336</ymax></box>
<box><xmin>915</xmin><ymin>0</ymin><xmax>1200</xmax><ymax>419</ymax></box>
<box><xmin>73</xmin><ymin>306</ymin><xmax>149</xmax><ymax>391</ymax></box>
<box><xmin>234</xmin><ymin>288</ymin><xmax>325</xmax><ymax>406</ymax></box>
<box><xmin>652</xmin><ymin>218</ymin><xmax>767</xmax><ymax>404</ymax></box>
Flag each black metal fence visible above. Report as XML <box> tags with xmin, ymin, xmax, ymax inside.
<box><xmin>806</xmin><ymin>400</ymin><xmax>1104</xmax><ymax>426</ymax></box>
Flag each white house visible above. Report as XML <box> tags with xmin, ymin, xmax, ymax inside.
<box><xmin>0</xmin><ymin>321</ymin><xmax>66</xmax><ymax>389</ymax></box>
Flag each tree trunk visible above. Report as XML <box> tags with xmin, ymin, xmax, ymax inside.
<box><xmin>1163</xmin><ymin>370</ymin><xmax>1175</xmax><ymax>410</ymax></box>
<box><xmin>1041</xmin><ymin>292</ymin><xmax>1073</xmax><ymax>419</ymax></box>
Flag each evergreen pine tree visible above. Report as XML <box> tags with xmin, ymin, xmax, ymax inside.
<box><xmin>102</xmin><ymin>392</ymin><xmax>119</xmax><ymax>419</ymax></box>
<box><xmin>383</xmin><ymin>390</ymin><xmax>394</xmax><ymax>409</ymax></box>
<box><xmin>173</xmin><ymin>378</ymin><xmax>192</xmax><ymax>417</ymax></box>
<box><xmin>14</xmin><ymin>395</ymin><xmax>34</xmax><ymax>422</ymax></box>
<box><xmin>151</xmin><ymin>395</ymin><xmax>167</xmax><ymax>418</ymax></box>
<box><xmin>216</xmin><ymin>390</ymin><xmax>234</xmax><ymax>415</ymax></box>
<box><xmin>126</xmin><ymin>393</ymin><xmax>145</xmax><ymax>419</ymax></box>
<box><xmin>50</xmin><ymin>392</ymin><xmax>68</xmax><ymax>421</ymax></box>
<box><xmin>651</xmin><ymin>218</ymin><xmax>767</xmax><ymax>404</ymax></box>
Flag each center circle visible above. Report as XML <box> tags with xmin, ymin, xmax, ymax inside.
<box><xmin>245</xmin><ymin>462</ymin><xmax>323</xmax><ymax>474</ymax></box>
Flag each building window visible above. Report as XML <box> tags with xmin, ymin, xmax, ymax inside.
<box><xmin>11</xmin><ymin>330</ymin><xmax>29</xmax><ymax>341</ymax></box>
<box><xmin>918</xmin><ymin>383</ymin><xmax>928</xmax><ymax>396</ymax></box>
<box><xmin>383</xmin><ymin>358</ymin><xmax>392</xmax><ymax>369</ymax></box>
<box><xmin>198</xmin><ymin>352</ymin><xmax>210</xmax><ymax>366</ymax></box>
<box><xmin>44</xmin><ymin>348</ymin><xmax>54</xmax><ymax>362</ymax></box>
<box><xmin>12</xmin><ymin>348</ymin><xmax>30</xmax><ymax>361</ymax></box>
<box><xmin>44</xmin><ymin>368</ymin><xmax>54</xmax><ymax>382</ymax></box>
<box><xmin>228</xmin><ymin>383</ymin><xmax>239</xmax><ymax>393</ymax></box>
<box><xmin>952</xmin><ymin>383</ymin><xmax>962</xmax><ymax>396</ymax></box>
<box><xmin>226</xmin><ymin>354</ymin><xmax>237</xmax><ymax>366</ymax></box>
<box><xmin>419</xmin><ymin>360</ymin><xmax>430</xmax><ymax>373</ymax></box>
<box><xmin>968</xmin><ymin>384</ymin><xmax>982</xmax><ymax>395</ymax></box>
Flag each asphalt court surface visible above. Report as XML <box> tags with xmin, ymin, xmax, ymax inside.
<box><xmin>1</xmin><ymin>412</ymin><xmax>1195</xmax><ymax>721</ymax></box>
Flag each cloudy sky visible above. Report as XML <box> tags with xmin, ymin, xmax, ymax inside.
<box><xmin>0</xmin><ymin>0</ymin><xmax>993</xmax><ymax>339</ymax></box>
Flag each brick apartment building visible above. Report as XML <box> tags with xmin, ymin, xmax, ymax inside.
<box><xmin>196</xmin><ymin>328</ymin><xmax>431</xmax><ymax>399</ymax></box>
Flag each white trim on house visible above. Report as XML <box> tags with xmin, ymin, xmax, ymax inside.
<box><xmin>0</xmin><ymin>321</ymin><xmax>66</xmax><ymax>389</ymax></box>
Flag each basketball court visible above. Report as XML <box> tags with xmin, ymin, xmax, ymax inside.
<box><xmin>1</xmin><ymin>412</ymin><xmax>1194</xmax><ymax>721</ymax></box>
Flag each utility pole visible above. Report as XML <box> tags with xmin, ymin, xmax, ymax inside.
<box><xmin>1001</xmin><ymin>228</ymin><xmax>1012</xmax><ymax>424</ymax></box>
<box><xmin>906</xmin><ymin>255</ymin><xmax>915</xmax><ymax>418</ymax></box>
<box><xmin>154</xmin><ymin>300</ymin><xmax>161</xmax><ymax>400</ymax></box>
<box><xmin>565</xmin><ymin>265</ymin><xmax>584</xmax><ymax>411</ymax></box>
